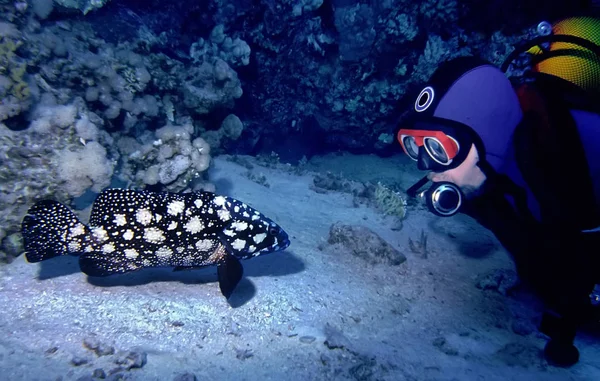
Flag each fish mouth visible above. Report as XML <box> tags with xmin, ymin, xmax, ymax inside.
<box><xmin>263</xmin><ymin>234</ymin><xmax>290</xmax><ymax>253</ymax></box>
<box><xmin>276</xmin><ymin>240</ymin><xmax>291</xmax><ymax>251</ymax></box>
<box><xmin>278</xmin><ymin>231</ymin><xmax>291</xmax><ymax>250</ymax></box>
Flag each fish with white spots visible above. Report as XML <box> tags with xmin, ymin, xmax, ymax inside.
<box><xmin>21</xmin><ymin>188</ymin><xmax>290</xmax><ymax>299</ymax></box>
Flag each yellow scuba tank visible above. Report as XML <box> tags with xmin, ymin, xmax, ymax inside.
<box><xmin>529</xmin><ymin>17</ymin><xmax>600</xmax><ymax>92</ymax></box>
<box><xmin>501</xmin><ymin>16</ymin><xmax>600</xmax><ymax>98</ymax></box>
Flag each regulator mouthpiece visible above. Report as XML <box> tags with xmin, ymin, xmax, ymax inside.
<box><xmin>425</xmin><ymin>182</ymin><xmax>463</xmax><ymax>217</ymax></box>
<box><xmin>406</xmin><ymin>176</ymin><xmax>463</xmax><ymax>217</ymax></box>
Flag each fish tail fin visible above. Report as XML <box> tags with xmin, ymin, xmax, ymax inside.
<box><xmin>21</xmin><ymin>200</ymin><xmax>89</xmax><ymax>262</ymax></box>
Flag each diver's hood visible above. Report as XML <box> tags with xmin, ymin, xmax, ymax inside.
<box><xmin>408</xmin><ymin>56</ymin><xmax>524</xmax><ymax>171</ymax></box>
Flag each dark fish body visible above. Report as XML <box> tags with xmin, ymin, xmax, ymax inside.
<box><xmin>21</xmin><ymin>188</ymin><xmax>290</xmax><ymax>298</ymax></box>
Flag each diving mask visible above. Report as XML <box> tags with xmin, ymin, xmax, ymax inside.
<box><xmin>397</xmin><ymin>117</ymin><xmax>479</xmax><ymax>172</ymax></box>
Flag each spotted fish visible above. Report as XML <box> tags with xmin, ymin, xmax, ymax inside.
<box><xmin>21</xmin><ymin>188</ymin><xmax>290</xmax><ymax>299</ymax></box>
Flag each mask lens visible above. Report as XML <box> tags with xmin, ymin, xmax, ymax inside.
<box><xmin>424</xmin><ymin>137</ymin><xmax>450</xmax><ymax>164</ymax></box>
<box><xmin>402</xmin><ymin>136</ymin><xmax>419</xmax><ymax>160</ymax></box>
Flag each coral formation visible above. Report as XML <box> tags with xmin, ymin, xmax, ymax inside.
<box><xmin>190</xmin><ymin>24</ymin><xmax>252</xmax><ymax>68</ymax></box>
<box><xmin>116</xmin><ymin>121</ymin><xmax>212</xmax><ymax>192</ymax></box>
<box><xmin>30</xmin><ymin>0</ymin><xmax>54</xmax><ymax>19</ymax></box>
<box><xmin>54</xmin><ymin>0</ymin><xmax>110</xmax><ymax>15</ymax></box>
<box><xmin>0</xmin><ymin>26</ymin><xmax>30</xmax><ymax>121</ymax></box>
<box><xmin>326</xmin><ymin>222</ymin><xmax>407</xmax><ymax>266</ymax></box>
<box><xmin>374</xmin><ymin>182</ymin><xmax>407</xmax><ymax>219</ymax></box>
<box><xmin>239</xmin><ymin>0</ymin><xmax>526</xmax><ymax>153</ymax></box>
<box><xmin>182</xmin><ymin>58</ymin><xmax>243</xmax><ymax>115</ymax></box>
<box><xmin>201</xmin><ymin>113</ymin><xmax>244</xmax><ymax>153</ymax></box>
<box><xmin>0</xmin><ymin>101</ymin><xmax>116</xmax><ymax>259</ymax></box>
<box><xmin>334</xmin><ymin>4</ymin><xmax>377</xmax><ymax>62</ymax></box>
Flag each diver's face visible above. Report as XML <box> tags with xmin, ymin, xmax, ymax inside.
<box><xmin>427</xmin><ymin>144</ymin><xmax>486</xmax><ymax>198</ymax></box>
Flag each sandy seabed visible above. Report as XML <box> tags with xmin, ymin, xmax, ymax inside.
<box><xmin>1</xmin><ymin>153</ymin><xmax>599</xmax><ymax>381</ymax></box>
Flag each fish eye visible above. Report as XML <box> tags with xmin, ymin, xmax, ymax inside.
<box><xmin>268</xmin><ymin>226</ymin><xmax>279</xmax><ymax>236</ymax></box>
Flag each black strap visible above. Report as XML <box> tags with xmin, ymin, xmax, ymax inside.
<box><xmin>501</xmin><ymin>34</ymin><xmax>600</xmax><ymax>74</ymax></box>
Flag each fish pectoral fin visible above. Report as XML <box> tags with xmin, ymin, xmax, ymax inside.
<box><xmin>217</xmin><ymin>253</ymin><xmax>243</xmax><ymax>300</ymax></box>
<box><xmin>79</xmin><ymin>252</ymin><xmax>140</xmax><ymax>277</ymax></box>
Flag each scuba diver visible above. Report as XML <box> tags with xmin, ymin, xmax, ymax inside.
<box><xmin>397</xmin><ymin>16</ymin><xmax>600</xmax><ymax>367</ymax></box>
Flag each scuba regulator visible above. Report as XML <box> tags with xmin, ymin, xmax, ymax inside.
<box><xmin>406</xmin><ymin>175</ymin><xmax>464</xmax><ymax>217</ymax></box>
